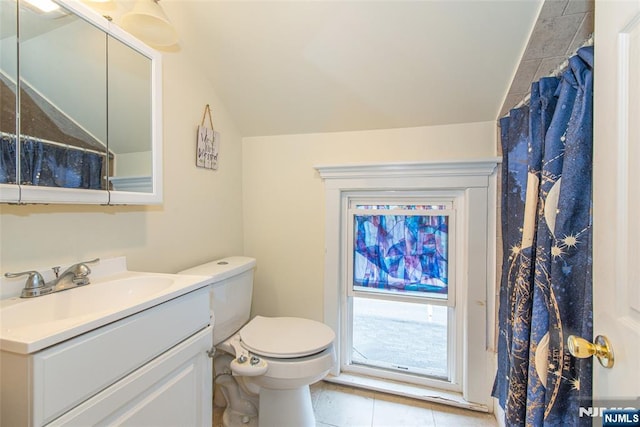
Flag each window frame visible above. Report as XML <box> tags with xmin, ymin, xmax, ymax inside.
<box><xmin>342</xmin><ymin>194</ymin><xmax>462</xmax><ymax>390</ymax></box>
<box><xmin>315</xmin><ymin>159</ymin><xmax>499</xmax><ymax>409</ymax></box>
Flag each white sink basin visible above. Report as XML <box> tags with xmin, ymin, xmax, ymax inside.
<box><xmin>0</xmin><ymin>271</ymin><xmax>210</xmax><ymax>354</ymax></box>
<box><xmin>1</xmin><ymin>276</ymin><xmax>174</xmax><ymax>328</ymax></box>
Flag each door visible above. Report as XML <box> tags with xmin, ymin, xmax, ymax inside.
<box><xmin>591</xmin><ymin>0</ymin><xmax>640</xmax><ymax>417</ymax></box>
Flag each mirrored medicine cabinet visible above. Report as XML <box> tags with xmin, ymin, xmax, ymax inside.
<box><xmin>0</xmin><ymin>0</ymin><xmax>162</xmax><ymax>204</ymax></box>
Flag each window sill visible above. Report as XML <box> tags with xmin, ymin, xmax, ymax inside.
<box><xmin>324</xmin><ymin>372</ymin><xmax>490</xmax><ymax>413</ymax></box>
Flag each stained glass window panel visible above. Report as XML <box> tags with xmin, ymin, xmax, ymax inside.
<box><xmin>352</xmin><ymin>211</ymin><xmax>449</xmax><ymax>299</ymax></box>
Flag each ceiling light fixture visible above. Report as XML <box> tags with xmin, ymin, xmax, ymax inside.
<box><xmin>23</xmin><ymin>0</ymin><xmax>60</xmax><ymax>13</ymax></box>
<box><xmin>120</xmin><ymin>0</ymin><xmax>177</xmax><ymax>48</ymax></box>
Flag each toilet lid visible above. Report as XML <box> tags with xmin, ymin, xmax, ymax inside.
<box><xmin>240</xmin><ymin>316</ymin><xmax>335</xmax><ymax>358</ymax></box>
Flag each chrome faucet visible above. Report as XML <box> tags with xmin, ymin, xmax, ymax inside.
<box><xmin>50</xmin><ymin>260</ymin><xmax>97</xmax><ymax>292</ymax></box>
<box><xmin>5</xmin><ymin>258</ymin><xmax>100</xmax><ymax>298</ymax></box>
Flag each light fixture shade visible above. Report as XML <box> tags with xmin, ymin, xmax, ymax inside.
<box><xmin>24</xmin><ymin>0</ymin><xmax>60</xmax><ymax>13</ymax></box>
<box><xmin>121</xmin><ymin>0</ymin><xmax>177</xmax><ymax>47</ymax></box>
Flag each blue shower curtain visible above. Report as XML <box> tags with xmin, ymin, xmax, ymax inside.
<box><xmin>492</xmin><ymin>46</ymin><xmax>593</xmax><ymax>426</ymax></box>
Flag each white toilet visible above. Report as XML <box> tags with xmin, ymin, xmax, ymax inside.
<box><xmin>179</xmin><ymin>257</ymin><xmax>335</xmax><ymax>427</ymax></box>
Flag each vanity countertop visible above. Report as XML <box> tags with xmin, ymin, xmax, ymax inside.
<box><xmin>0</xmin><ymin>257</ymin><xmax>210</xmax><ymax>354</ymax></box>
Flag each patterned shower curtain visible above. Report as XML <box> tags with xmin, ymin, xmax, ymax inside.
<box><xmin>492</xmin><ymin>46</ymin><xmax>593</xmax><ymax>426</ymax></box>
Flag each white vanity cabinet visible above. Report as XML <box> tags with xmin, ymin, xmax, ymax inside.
<box><xmin>0</xmin><ymin>287</ymin><xmax>212</xmax><ymax>426</ymax></box>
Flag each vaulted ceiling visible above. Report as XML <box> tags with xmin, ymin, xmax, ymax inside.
<box><xmin>160</xmin><ymin>0</ymin><xmax>592</xmax><ymax>137</ymax></box>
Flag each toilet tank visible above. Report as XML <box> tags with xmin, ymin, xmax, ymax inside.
<box><xmin>179</xmin><ymin>256</ymin><xmax>256</xmax><ymax>345</ymax></box>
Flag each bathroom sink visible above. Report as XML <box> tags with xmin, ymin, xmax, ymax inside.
<box><xmin>1</xmin><ymin>276</ymin><xmax>174</xmax><ymax>327</ymax></box>
<box><xmin>0</xmin><ymin>271</ymin><xmax>210</xmax><ymax>354</ymax></box>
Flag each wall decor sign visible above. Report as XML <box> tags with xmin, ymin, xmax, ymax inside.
<box><xmin>196</xmin><ymin>104</ymin><xmax>220</xmax><ymax>170</ymax></box>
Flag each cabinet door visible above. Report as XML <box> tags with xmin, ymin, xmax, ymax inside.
<box><xmin>0</xmin><ymin>0</ymin><xmax>19</xmax><ymax>202</ymax></box>
<box><xmin>17</xmin><ymin>1</ymin><xmax>110</xmax><ymax>204</ymax></box>
<box><xmin>49</xmin><ymin>327</ymin><xmax>213</xmax><ymax>427</ymax></box>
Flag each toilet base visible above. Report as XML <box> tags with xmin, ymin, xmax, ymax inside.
<box><xmin>222</xmin><ymin>407</ymin><xmax>258</xmax><ymax>427</ymax></box>
<box><xmin>258</xmin><ymin>385</ymin><xmax>315</xmax><ymax>427</ymax></box>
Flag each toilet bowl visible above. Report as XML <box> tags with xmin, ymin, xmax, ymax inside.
<box><xmin>178</xmin><ymin>257</ymin><xmax>336</xmax><ymax>427</ymax></box>
<box><xmin>220</xmin><ymin>316</ymin><xmax>335</xmax><ymax>427</ymax></box>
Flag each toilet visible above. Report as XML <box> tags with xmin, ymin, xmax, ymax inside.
<box><xmin>179</xmin><ymin>257</ymin><xmax>335</xmax><ymax>427</ymax></box>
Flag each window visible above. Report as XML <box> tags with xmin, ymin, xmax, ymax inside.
<box><xmin>315</xmin><ymin>160</ymin><xmax>498</xmax><ymax>408</ymax></box>
<box><xmin>351</xmin><ymin>298</ymin><xmax>449</xmax><ymax>379</ymax></box>
<box><xmin>344</xmin><ymin>198</ymin><xmax>459</xmax><ymax>387</ymax></box>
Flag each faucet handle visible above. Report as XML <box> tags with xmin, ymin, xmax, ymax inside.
<box><xmin>4</xmin><ymin>270</ymin><xmax>51</xmax><ymax>298</ymax></box>
<box><xmin>64</xmin><ymin>264</ymin><xmax>90</xmax><ymax>283</ymax></box>
<box><xmin>68</xmin><ymin>258</ymin><xmax>99</xmax><ymax>285</ymax></box>
<box><xmin>5</xmin><ymin>270</ymin><xmax>45</xmax><ymax>287</ymax></box>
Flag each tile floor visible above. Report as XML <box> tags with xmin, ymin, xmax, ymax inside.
<box><xmin>213</xmin><ymin>380</ymin><xmax>498</xmax><ymax>427</ymax></box>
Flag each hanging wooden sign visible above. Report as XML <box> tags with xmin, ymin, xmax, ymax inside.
<box><xmin>196</xmin><ymin>104</ymin><xmax>220</xmax><ymax>170</ymax></box>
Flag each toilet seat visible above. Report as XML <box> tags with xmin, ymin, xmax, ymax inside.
<box><xmin>240</xmin><ymin>316</ymin><xmax>335</xmax><ymax>358</ymax></box>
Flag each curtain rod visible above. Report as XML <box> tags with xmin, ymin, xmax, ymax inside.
<box><xmin>1</xmin><ymin>131</ymin><xmax>108</xmax><ymax>157</ymax></box>
<box><xmin>505</xmin><ymin>34</ymin><xmax>594</xmax><ymax>115</ymax></box>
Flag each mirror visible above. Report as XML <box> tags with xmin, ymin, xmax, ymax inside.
<box><xmin>0</xmin><ymin>0</ymin><xmax>161</xmax><ymax>204</ymax></box>
<box><xmin>107</xmin><ymin>35</ymin><xmax>153</xmax><ymax>193</ymax></box>
<box><xmin>19</xmin><ymin>3</ymin><xmax>108</xmax><ymax>194</ymax></box>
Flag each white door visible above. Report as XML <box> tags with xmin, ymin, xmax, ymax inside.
<box><xmin>592</xmin><ymin>0</ymin><xmax>640</xmax><ymax>415</ymax></box>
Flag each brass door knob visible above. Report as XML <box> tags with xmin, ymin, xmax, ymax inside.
<box><xmin>567</xmin><ymin>335</ymin><xmax>614</xmax><ymax>368</ymax></box>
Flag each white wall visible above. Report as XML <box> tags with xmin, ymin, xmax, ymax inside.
<box><xmin>242</xmin><ymin>122</ymin><xmax>497</xmax><ymax>321</ymax></box>
<box><xmin>0</xmin><ymin>47</ymin><xmax>244</xmax><ymax>275</ymax></box>
<box><xmin>1</xmin><ymin>30</ymin><xmax>497</xmax><ymax>326</ymax></box>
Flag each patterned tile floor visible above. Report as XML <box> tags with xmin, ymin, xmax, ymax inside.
<box><xmin>213</xmin><ymin>381</ymin><xmax>497</xmax><ymax>427</ymax></box>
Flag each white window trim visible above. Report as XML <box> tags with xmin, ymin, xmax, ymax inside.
<box><xmin>315</xmin><ymin>159</ymin><xmax>499</xmax><ymax>409</ymax></box>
